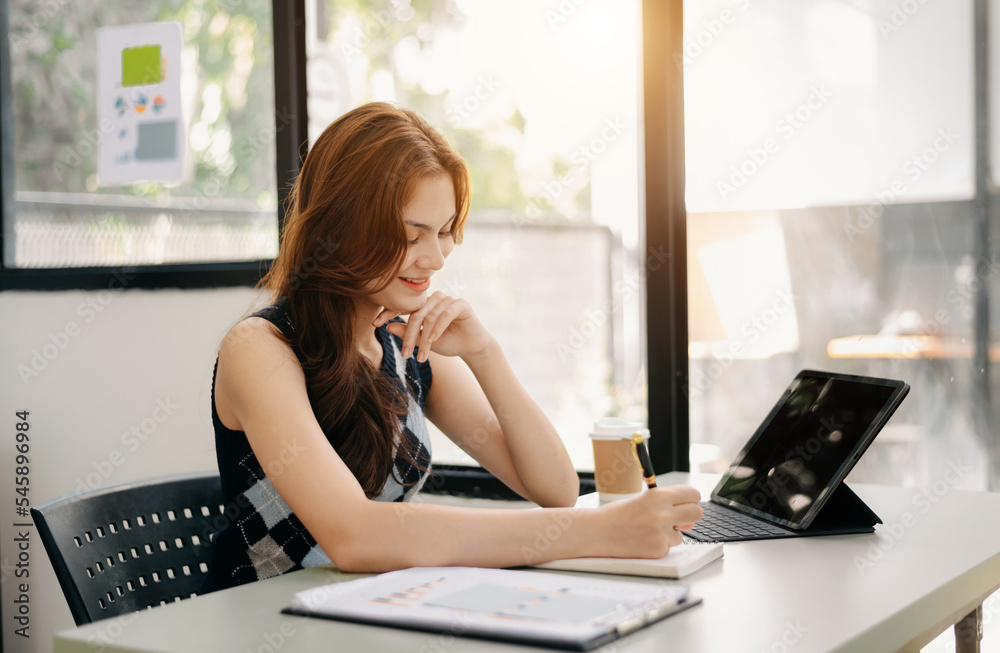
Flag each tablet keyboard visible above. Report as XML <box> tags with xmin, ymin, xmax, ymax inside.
<box><xmin>683</xmin><ymin>501</ymin><xmax>799</xmax><ymax>542</ymax></box>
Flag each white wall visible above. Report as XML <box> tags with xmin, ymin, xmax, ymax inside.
<box><xmin>0</xmin><ymin>286</ymin><xmax>255</xmax><ymax>652</ymax></box>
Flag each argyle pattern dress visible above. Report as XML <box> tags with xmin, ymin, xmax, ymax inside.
<box><xmin>201</xmin><ymin>302</ymin><xmax>432</xmax><ymax>592</ymax></box>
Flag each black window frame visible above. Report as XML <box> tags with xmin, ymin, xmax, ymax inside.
<box><xmin>643</xmin><ymin>0</ymin><xmax>689</xmax><ymax>474</ymax></box>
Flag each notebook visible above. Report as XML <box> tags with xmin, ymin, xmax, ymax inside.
<box><xmin>684</xmin><ymin>369</ymin><xmax>909</xmax><ymax>542</ymax></box>
<box><xmin>282</xmin><ymin>566</ymin><xmax>701</xmax><ymax>651</ymax></box>
<box><xmin>530</xmin><ymin>540</ymin><xmax>723</xmax><ymax>578</ymax></box>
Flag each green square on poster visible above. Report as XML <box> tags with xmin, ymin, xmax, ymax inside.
<box><xmin>121</xmin><ymin>45</ymin><xmax>161</xmax><ymax>86</ymax></box>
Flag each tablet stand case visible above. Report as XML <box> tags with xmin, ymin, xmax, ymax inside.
<box><xmin>798</xmin><ymin>482</ymin><xmax>881</xmax><ymax>535</ymax></box>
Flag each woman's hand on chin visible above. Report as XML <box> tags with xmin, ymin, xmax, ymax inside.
<box><xmin>381</xmin><ymin>292</ymin><xmax>493</xmax><ymax>362</ymax></box>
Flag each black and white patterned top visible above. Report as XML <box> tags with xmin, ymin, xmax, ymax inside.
<box><xmin>201</xmin><ymin>302</ymin><xmax>432</xmax><ymax>593</ymax></box>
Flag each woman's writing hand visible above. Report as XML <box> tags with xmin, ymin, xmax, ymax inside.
<box><xmin>596</xmin><ymin>485</ymin><xmax>703</xmax><ymax>558</ymax></box>
<box><xmin>376</xmin><ymin>292</ymin><xmax>493</xmax><ymax>362</ymax></box>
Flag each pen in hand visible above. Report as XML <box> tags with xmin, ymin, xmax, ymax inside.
<box><xmin>630</xmin><ymin>433</ymin><xmax>657</xmax><ymax>489</ymax></box>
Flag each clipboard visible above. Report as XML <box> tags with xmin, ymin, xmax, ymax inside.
<box><xmin>282</xmin><ymin>566</ymin><xmax>701</xmax><ymax>651</ymax></box>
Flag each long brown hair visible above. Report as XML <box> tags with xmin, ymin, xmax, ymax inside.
<box><xmin>259</xmin><ymin>102</ymin><xmax>471</xmax><ymax>497</ymax></box>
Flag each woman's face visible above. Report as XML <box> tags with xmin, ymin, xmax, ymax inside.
<box><xmin>370</xmin><ymin>173</ymin><xmax>457</xmax><ymax>315</ymax></box>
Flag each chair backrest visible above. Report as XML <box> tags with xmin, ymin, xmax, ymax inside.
<box><xmin>30</xmin><ymin>471</ymin><xmax>223</xmax><ymax>625</ymax></box>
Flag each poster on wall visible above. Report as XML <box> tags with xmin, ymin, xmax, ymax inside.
<box><xmin>96</xmin><ymin>21</ymin><xmax>185</xmax><ymax>185</ymax></box>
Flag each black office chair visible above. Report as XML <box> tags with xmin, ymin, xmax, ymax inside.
<box><xmin>30</xmin><ymin>471</ymin><xmax>224</xmax><ymax>625</ymax></box>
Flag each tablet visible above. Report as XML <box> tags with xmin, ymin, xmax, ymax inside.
<box><xmin>711</xmin><ymin>369</ymin><xmax>910</xmax><ymax>530</ymax></box>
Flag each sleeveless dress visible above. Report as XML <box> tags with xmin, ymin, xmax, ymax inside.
<box><xmin>201</xmin><ymin>302</ymin><xmax>432</xmax><ymax>593</ymax></box>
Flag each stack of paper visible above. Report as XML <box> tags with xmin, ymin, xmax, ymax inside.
<box><xmin>529</xmin><ymin>541</ymin><xmax>724</xmax><ymax>579</ymax></box>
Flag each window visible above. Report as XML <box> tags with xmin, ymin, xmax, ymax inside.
<box><xmin>682</xmin><ymin>0</ymin><xmax>992</xmax><ymax>490</ymax></box>
<box><xmin>306</xmin><ymin>0</ymin><xmax>645</xmax><ymax>471</ymax></box>
<box><xmin>1</xmin><ymin>0</ymin><xmax>284</xmax><ymax>289</ymax></box>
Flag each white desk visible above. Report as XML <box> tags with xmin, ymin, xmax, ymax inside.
<box><xmin>54</xmin><ymin>473</ymin><xmax>1000</xmax><ymax>653</ymax></box>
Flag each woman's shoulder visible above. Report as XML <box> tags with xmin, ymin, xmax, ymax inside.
<box><xmin>215</xmin><ymin>315</ymin><xmax>305</xmax><ymax>432</ymax></box>
<box><xmin>220</xmin><ymin>299</ymin><xmax>294</xmax><ymax>352</ymax></box>
<box><xmin>219</xmin><ymin>315</ymin><xmax>298</xmax><ymax>371</ymax></box>
<box><xmin>254</xmin><ymin>300</ymin><xmax>295</xmax><ymax>333</ymax></box>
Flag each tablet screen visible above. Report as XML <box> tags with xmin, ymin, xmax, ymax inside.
<box><xmin>712</xmin><ymin>371</ymin><xmax>907</xmax><ymax>529</ymax></box>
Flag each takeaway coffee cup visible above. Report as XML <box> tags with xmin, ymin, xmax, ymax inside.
<box><xmin>590</xmin><ymin>417</ymin><xmax>650</xmax><ymax>503</ymax></box>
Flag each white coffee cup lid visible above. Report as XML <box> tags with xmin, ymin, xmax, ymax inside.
<box><xmin>589</xmin><ymin>417</ymin><xmax>649</xmax><ymax>440</ymax></box>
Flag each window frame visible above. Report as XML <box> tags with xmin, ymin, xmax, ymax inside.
<box><xmin>0</xmin><ymin>0</ymin><xmax>308</xmax><ymax>290</ymax></box>
<box><xmin>643</xmin><ymin>0</ymin><xmax>690</xmax><ymax>474</ymax></box>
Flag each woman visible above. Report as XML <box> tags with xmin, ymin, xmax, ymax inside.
<box><xmin>203</xmin><ymin>102</ymin><xmax>702</xmax><ymax>592</ymax></box>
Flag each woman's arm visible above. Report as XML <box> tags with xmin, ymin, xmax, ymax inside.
<box><xmin>381</xmin><ymin>291</ymin><xmax>578</xmax><ymax>507</ymax></box>
<box><xmin>423</xmin><ymin>348</ymin><xmax>579</xmax><ymax>507</ymax></box>
<box><xmin>216</xmin><ymin>318</ymin><xmax>702</xmax><ymax>573</ymax></box>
